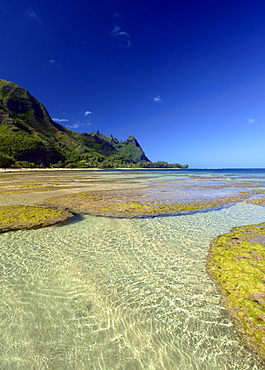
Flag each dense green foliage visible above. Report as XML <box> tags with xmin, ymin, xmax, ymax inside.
<box><xmin>0</xmin><ymin>79</ymin><xmax>188</xmax><ymax>169</ymax></box>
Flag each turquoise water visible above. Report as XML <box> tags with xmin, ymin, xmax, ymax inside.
<box><xmin>1</xmin><ymin>169</ymin><xmax>265</xmax><ymax>369</ymax></box>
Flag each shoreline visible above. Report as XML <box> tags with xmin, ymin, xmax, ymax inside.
<box><xmin>0</xmin><ymin>167</ymin><xmax>103</xmax><ymax>172</ymax></box>
<box><xmin>0</xmin><ymin>167</ymin><xmax>185</xmax><ymax>173</ymax></box>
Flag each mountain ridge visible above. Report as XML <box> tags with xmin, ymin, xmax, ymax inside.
<box><xmin>0</xmin><ymin>79</ymin><xmax>188</xmax><ymax>169</ymax></box>
<box><xmin>0</xmin><ymin>79</ymin><xmax>150</xmax><ymax>167</ymax></box>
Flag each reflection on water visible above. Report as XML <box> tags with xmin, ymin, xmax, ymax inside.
<box><xmin>1</xmin><ymin>202</ymin><xmax>265</xmax><ymax>369</ymax></box>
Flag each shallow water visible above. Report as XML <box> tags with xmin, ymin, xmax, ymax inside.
<box><xmin>1</xmin><ymin>169</ymin><xmax>265</xmax><ymax>369</ymax></box>
<box><xmin>1</xmin><ymin>202</ymin><xmax>265</xmax><ymax>369</ymax></box>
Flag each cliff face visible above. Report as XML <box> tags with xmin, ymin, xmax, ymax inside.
<box><xmin>112</xmin><ymin>135</ymin><xmax>150</xmax><ymax>162</ymax></box>
<box><xmin>0</xmin><ymin>79</ymin><xmax>150</xmax><ymax>167</ymax></box>
<box><xmin>0</xmin><ymin>80</ymin><xmax>65</xmax><ymax>165</ymax></box>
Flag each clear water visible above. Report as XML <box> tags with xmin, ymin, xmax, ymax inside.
<box><xmin>1</xmin><ymin>169</ymin><xmax>265</xmax><ymax>369</ymax></box>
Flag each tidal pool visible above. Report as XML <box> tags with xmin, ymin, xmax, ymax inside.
<box><xmin>1</xmin><ymin>200</ymin><xmax>265</xmax><ymax>369</ymax></box>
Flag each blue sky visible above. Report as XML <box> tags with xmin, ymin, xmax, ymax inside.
<box><xmin>1</xmin><ymin>0</ymin><xmax>265</xmax><ymax>167</ymax></box>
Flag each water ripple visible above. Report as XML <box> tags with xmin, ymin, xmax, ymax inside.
<box><xmin>1</xmin><ymin>203</ymin><xmax>265</xmax><ymax>369</ymax></box>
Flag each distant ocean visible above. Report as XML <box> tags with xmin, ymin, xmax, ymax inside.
<box><xmin>1</xmin><ymin>168</ymin><xmax>265</xmax><ymax>369</ymax></box>
<box><xmin>116</xmin><ymin>167</ymin><xmax>265</xmax><ymax>178</ymax></box>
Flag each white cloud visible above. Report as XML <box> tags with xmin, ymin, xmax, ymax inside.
<box><xmin>111</xmin><ymin>24</ymin><xmax>131</xmax><ymax>48</ymax></box>
<box><xmin>52</xmin><ymin>118</ymin><xmax>69</xmax><ymax>122</ymax></box>
<box><xmin>153</xmin><ymin>95</ymin><xmax>162</xmax><ymax>103</ymax></box>
<box><xmin>114</xmin><ymin>12</ymin><xmax>122</xmax><ymax>18</ymax></box>
<box><xmin>247</xmin><ymin>118</ymin><xmax>256</xmax><ymax>124</ymax></box>
<box><xmin>112</xmin><ymin>25</ymin><xmax>122</xmax><ymax>34</ymax></box>
<box><xmin>84</xmin><ymin>110</ymin><xmax>92</xmax><ymax>116</ymax></box>
<box><xmin>67</xmin><ymin>123</ymin><xmax>80</xmax><ymax>129</ymax></box>
<box><xmin>26</xmin><ymin>8</ymin><xmax>41</xmax><ymax>23</ymax></box>
<box><xmin>116</xmin><ymin>31</ymin><xmax>130</xmax><ymax>37</ymax></box>
<box><xmin>48</xmin><ymin>59</ymin><xmax>60</xmax><ymax>67</ymax></box>
<box><xmin>123</xmin><ymin>39</ymin><xmax>131</xmax><ymax>49</ymax></box>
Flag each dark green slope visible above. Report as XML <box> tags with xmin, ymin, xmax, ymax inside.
<box><xmin>0</xmin><ymin>79</ymin><xmax>150</xmax><ymax>167</ymax></box>
<box><xmin>90</xmin><ymin>132</ymin><xmax>150</xmax><ymax>162</ymax></box>
<box><xmin>0</xmin><ymin>80</ymin><xmax>65</xmax><ymax>165</ymax></box>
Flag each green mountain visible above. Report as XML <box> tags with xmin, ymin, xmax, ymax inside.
<box><xmin>0</xmin><ymin>79</ymin><xmax>150</xmax><ymax>167</ymax></box>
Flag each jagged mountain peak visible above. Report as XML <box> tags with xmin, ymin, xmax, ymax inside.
<box><xmin>0</xmin><ymin>79</ymin><xmax>150</xmax><ymax>167</ymax></box>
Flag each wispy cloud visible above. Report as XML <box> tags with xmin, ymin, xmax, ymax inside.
<box><xmin>111</xmin><ymin>24</ymin><xmax>131</xmax><ymax>48</ymax></box>
<box><xmin>52</xmin><ymin>118</ymin><xmax>69</xmax><ymax>123</ymax></box>
<box><xmin>113</xmin><ymin>25</ymin><xmax>122</xmax><ymax>34</ymax></box>
<box><xmin>84</xmin><ymin>110</ymin><xmax>92</xmax><ymax>116</ymax></box>
<box><xmin>66</xmin><ymin>120</ymin><xmax>92</xmax><ymax>130</ymax></box>
<box><xmin>114</xmin><ymin>12</ymin><xmax>122</xmax><ymax>18</ymax></box>
<box><xmin>153</xmin><ymin>95</ymin><xmax>162</xmax><ymax>103</ymax></box>
<box><xmin>26</xmin><ymin>8</ymin><xmax>41</xmax><ymax>23</ymax></box>
<box><xmin>48</xmin><ymin>59</ymin><xmax>60</xmax><ymax>67</ymax></box>
<box><xmin>247</xmin><ymin>118</ymin><xmax>256</xmax><ymax>124</ymax></box>
<box><xmin>67</xmin><ymin>123</ymin><xmax>80</xmax><ymax>129</ymax></box>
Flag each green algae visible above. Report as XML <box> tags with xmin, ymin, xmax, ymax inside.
<box><xmin>0</xmin><ymin>186</ymin><xmax>70</xmax><ymax>195</ymax></box>
<box><xmin>0</xmin><ymin>180</ymin><xmax>70</xmax><ymax>194</ymax></box>
<box><xmin>109</xmin><ymin>199</ymin><xmax>223</xmax><ymax>215</ymax></box>
<box><xmin>38</xmin><ymin>185</ymin><xmax>265</xmax><ymax>218</ymax></box>
<box><xmin>248</xmin><ymin>195</ymin><xmax>265</xmax><ymax>206</ymax></box>
<box><xmin>208</xmin><ymin>223</ymin><xmax>265</xmax><ymax>365</ymax></box>
<box><xmin>39</xmin><ymin>190</ymin><xmax>241</xmax><ymax>218</ymax></box>
<box><xmin>0</xmin><ymin>205</ymin><xmax>74</xmax><ymax>233</ymax></box>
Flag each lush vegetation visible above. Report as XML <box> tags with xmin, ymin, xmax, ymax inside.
<box><xmin>0</xmin><ymin>79</ymin><xmax>188</xmax><ymax>169</ymax></box>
